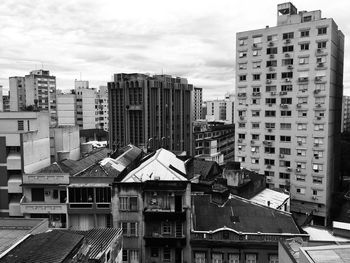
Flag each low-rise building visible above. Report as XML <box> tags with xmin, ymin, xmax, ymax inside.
<box><xmin>50</xmin><ymin>125</ymin><xmax>80</xmax><ymax>162</ymax></box>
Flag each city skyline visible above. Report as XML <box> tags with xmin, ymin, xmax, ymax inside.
<box><xmin>1</xmin><ymin>0</ymin><xmax>350</xmax><ymax>100</ymax></box>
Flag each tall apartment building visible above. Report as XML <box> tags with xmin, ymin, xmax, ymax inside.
<box><xmin>9</xmin><ymin>70</ymin><xmax>57</xmax><ymax>126</ymax></box>
<box><xmin>235</xmin><ymin>2</ymin><xmax>344</xmax><ymax>225</ymax></box>
<box><xmin>192</xmin><ymin>87</ymin><xmax>203</xmax><ymax>121</ymax></box>
<box><xmin>342</xmin><ymin>95</ymin><xmax>350</xmax><ymax>132</ymax></box>
<box><xmin>96</xmin><ymin>86</ymin><xmax>109</xmax><ymax>131</ymax></box>
<box><xmin>75</xmin><ymin>80</ymin><xmax>97</xmax><ymax>130</ymax></box>
<box><xmin>205</xmin><ymin>95</ymin><xmax>234</xmax><ymax>124</ymax></box>
<box><xmin>108</xmin><ymin>73</ymin><xmax>193</xmax><ymax>155</ymax></box>
<box><xmin>0</xmin><ymin>112</ymin><xmax>51</xmax><ymax>217</ymax></box>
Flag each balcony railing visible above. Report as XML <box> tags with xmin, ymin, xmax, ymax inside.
<box><xmin>23</xmin><ymin>173</ymin><xmax>69</xmax><ymax>185</ymax></box>
<box><xmin>144</xmin><ymin>234</ymin><xmax>186</xmax><ymax>247</ymax></box>
<box><xmin>20</xmin><ymin>196</ymin><xmax>67</xmax><ymax>214</ymax></box>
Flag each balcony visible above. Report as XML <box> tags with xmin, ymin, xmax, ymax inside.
<box><xmin>9</xmin><ymin>197</ymin><xmax>22</xmax><ymax>217</ymax></box>
<box><xmin>23</xmin><ymin>173</ymin><xmax>69</xmax><ymax>185</ymax></box>
<box><xmin>8</xmin><ymin>174</ymin><xmax>22</xmax><ymax>193</ymax></box>
<box><xmin>143</xmin><ymin>208</ymin><xmax>186</xmax><ymax>221</ymax></box>
<box><xmin>67</xmin><ymin>202</ymin><xmax>111</xmax><ymax>214</ymax></box>
<box><xmin>7</xmin><ymin>152</ymin><xmax>21</xmax><ymax>170</ymax></box>
<box><xmin>20</xmin><ymin>196</ymin><xmax>68</xmax><ymax>214</ymax></box>
<box><xmin>144</xmin><ymin>233</ymin><xmax>186</xmax><ymax>247</ymax></box>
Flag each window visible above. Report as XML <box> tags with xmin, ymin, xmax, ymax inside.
<box><xmin>119</xmin><ymin>196</ymin><xmax>138</xmax><ymax>211</ymax></box>
<box><xmin>267</xmin><ymin>47</ymin><xmax>278</xmax><ymax>54</ymax></box>
<box><xmin>313</xmin><ymin>190</ymin><xmax>319</xmax><ymax>196</ymax></box>
<box><xmin>253</xmin><ymin>36</ymin><xmax>262</xmax><ymax>44</ymax></box>
<box><xmin>296</xmin><ymin>188</ymin><xmax>306</xmax><ymax>195</ymax></box>
<box><xmin>303</xmin><ymin>16</ymin><xmax>312</xmax><ymax>22</ymax></box>
<box><xmin>265</xmin><ymin>111</ymin><xmax>276</xmax><ymax>117</ymax></box>
<box><xmin>283</xmin><ymin>32</ymin><xmax>294</xmax><ymax>39</ymax></box>
<box><xmin>299</xmin><ymin>57</ymin><xmax>309</xmax><ymax>64</ymax></box>
<box><xmin>163</xmin><ymin>248</ymin><xmax>171</xmax><ymax>262</ymax></box>
<box><xmin>265</xmin><ymin>147</ymin><xmax>275</xmax><ymax>154</ymax></box>
<box><xmin>296</xmin><ymin>175</ymin><xmax>306</xmax><ymax>182</ymax></box>
<box><xmin>265</xmin><ymin>171</ymin><xmax>274</xmax><ymax>176</ymax></box>
<box><xmin>253</xmin><ymin>61</ymin><xmax>261</xmax><ymax>68</ymax></box>
<box><xmin>314</xmin><ymin>150</ymin><xmax>324</xmax><ymax>159</ymax></box>
<box><xmin>265</xmin><ymin>123</ymin><xmax>275</xmax><ymax>129</ymax></box>
<box><xmin>252</xmin><ymin>123</ymin><xmax>260</xmax><ymax>129</ymax></box>
<box><xmin>318</xmin><ymin>27</ymin><xmax>327</xmax><ymax>35</ymax></box>
<box><xmin>297</xmin><ymin>136</ymin><xmax>307</xmax><ymax>144</ymax></box>
<box><xmin>281</xmin><ymin>72</ymin><xmax>293</xmax><ymax>79</ymax></box>
<box><xmin>252</xmin><ymin>98</ymin><xmax>260</xmax><ymax>105</ymax></box>
<box><xmin>297</xmin><ymin>149</ymin><xmax>307</xmax><ymax>156</ymax></box>
<box><xmin>239</xmin><ymin>51</ymin><xmax>247</xmax><ymax>58</ymax></box>
<box><xmin>252</xmin><ymin>87</ymin><xmax>260</xmax><ymax>93</ymax></box>
<box><xmin>298</xmin><ymin>111</ymin><xmax>308</xmax><ymax>117</ymax></box>
<box><xmin>282</xmin><ymin>45</ymin><xmax>294</xmax><ymax>52</ymax></box>
<box><xmin>212</xmin><ymin>253</ymin><xmax>223</xmax><ymax>263</ymax></box>
<box><xmin>266</xmin><ymin>73</ymin><xmax>276</xmax><ymax>80</ymax></box>
<box><xmin>238</xmin><ymin>156</ymin><xmax>245</xmax><ymax>162</ymax></box>
<box><xmin>238</xmin><ymin>133</ymin><xmax>246</xmax><ymax>139</ymax></box>
<box><xmin>279</xmin><ymin>160</ymin><xmax>291</xmax><ymax>167</ymax></box>
<box><xmin>280</xmin><ymin>136</ymin><xmax>291</xmax><ymax>142</ymax></box>
<box><xmin>239</xmin><ymin>63</ymin><xmax>247</xmax><ymax>70</ymax></box>
<box><xmin>229</xmin><ymin>254</ymin><xmax>240</xmax><ymax>263</ymax></box>
<box><xmin>296</xmin><ymin>162</ymin><xmax>306</xmax><ymax>169</ymax></box>
<box><xmin>122</xmin><ymin>250</ymin><xmax>128</xmax><ymax>262</ymax></box>
<box><xmin>314</xmin><ymin>124</ymin><xmax>324</xmax><ymax>131</ymax></box>
<box><xmin>266</xmin><ymin>85</ymin><xmax>277</xmax><ymax>92</ymax></box>
<box><xmin>239</xmin><ymin>123</ymin><xmax>246</xmax><ymax>128</ymax></box>
<box><xmin>280</xmin><ymin>148</ymin><xmax>291</xmax><ymax>155</ymax></box>
<box><xmin>313</xmin><ymin>177</ymin><xmax>323</xmax><ymax>184</ymax></box>
<box><xmin>252</xmin><ymin>50</ymin><xmax>261</xmax><ymax>56</ymax></box>
<box><xmin>253</xmin><ymin>74</ymin><xmax>260</xmax><ymax>81</ymax></box>
<box><xmin>280</xmin><ymin>123</ymin><xmax>291</xmax><ymax>130</ymax></box>
<box><xmin>282</xmin><ymin>59</ymin><xmax>293</xmax><ymax>66</ymax></box>
<box><xmin>266</xmin><ymin>60</ymin><xmax>277</xmax><ymax>67</ymax></box>
<box><xmin>281</xmin><ymin>111</ymin><xmax>292</xmax><ymax>117</ymax></box>
<box><xmin>252</xmin><ymin>134</ymin><xmax>259</xmax><ymax>140</ymax></box>
<box><xmin>300</xmin><ymin>30</ymin><xmax>310</xmax><ymax>37</ymax></box>
<box><xmin>162</xmin><ymin>222</ymin><xmax>172</xmax><ymax>234</ymax></box>
<box><xmin>318</xmin><ymin>41</ymin><xmax>327</xmax><ymax>49</ymax></box>
<box><xmin>266</xmin><ymin>98</ymin><xmax>276</xmax><ymax>104</ymax></box>
<box><xmin>251</xmin><ymin>146</ymin><xmax>259</xmax><ymax>153</ymax></box>
<box><xmin>251</xmin><ymin>158</ymin><xmax>259</xmax><ymax>164</ymax></box>
<box><xmin>298</xmin><ymin>97</ymin><xmax>308</xmax><ymax>104</ymax></box>
<box><xmin>313</xmin><ymin>163</ymin><xmax>323</xmax><ymax>172</ymax></box>
<box><xmin>31</xmin><ymin>188</ymin><xmax>45</xmax><ymax>202</ymax></box>
<box><xmin>279</xmin><ymin>173</ymin><xmax>290</xmax><ymax>179</ymax></box>
<box><xmin>281</xmin><ymin>85</ymin><xmax>293</xmax><ymax>91</ymax></box>
<box><xmin>246</xmin><ymin>254</ymin><xmax>257</xmax><ymax>263</ymax></box>
<box><xmin>267</xmin><ymin>35</ymin><xmax>278</xmax><ymax>41</ymax></box>
<box><xmin>239</xmin><ymin>75</ymin><xmax>247</xmax><ymax>81</ymax></box>
<box><xmin>17</xmin><ymin>120</ymin><xmax>24</xmax><ymax>131</ymax></box>
<box><xmin>281</xmin><ymin>98</ymin><xmax>292</xmax><ymax>104</ymax></box>
<box><xmin>239</xmin><ymin>39</ymin><xmax>247</xmax><ymax>46</ymax></box>
<box><xmin>119</xmin><ymin>222</ymin><xmax>138</xmax><ymax>237</ymax></box>
<box><xmin>300</xmin><ymin>43</ymin><xmax>309</xmax><ymax>50</ymax></box>
<box><xmin>195</xmin><ymin>252</ymin><xmax>206</xmax><ymax>263</ymax></box>
<box><xmin>130</xmin><ymin>250</ymin><xmax>139</xmax><ymax>263</ymax></box>
<box><xmin>265</xmin><ymin>159</ymin><xmax>275</xmax><ymax>165</ymax></box>
<box><xmin>252</xmin><ymin>110</ymin><xmax>260</xmax><ymax>117</ymax></box>
<box><xmin>297</xmin><ymin>123</ymin><xmax>307</xmax><ymax>130</ymax></box>
<box><xmin>265</xmin><ymin>135</ymin><xmax>275</xmax><ymax>141</ymax></box>
<box><xmin>314</xmin><ymin>137</ymin><xmax>324</xmax><ymax>145</ymax></box>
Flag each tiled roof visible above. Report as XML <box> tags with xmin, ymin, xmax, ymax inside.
<box><xmin>122</xmin><ymin>148</ymin><xmax>187</xmax><ymax>182</ymax></box>
<box><xmin>35</xmin><ymin>162</ymin><xmax>65</xmax><ymax>174</ymax></box>
<box><xmin>0</xmin><ymin>231</ymin><xmax>84</xmax><ymax>263</ymax></box>
<box><xmin>192</xmin><ymin>194</ymin><xmax>300</xmax><ymax>234</ymax></box>
<box><xmin>60</xmin><ymin>148</ymin><xmax>111</xmax><ymax>176</ymax></box>
<box><xmin>62</xmin><ymin>228</ymin><xmax>122</xmax><ymax>260</ymax></box>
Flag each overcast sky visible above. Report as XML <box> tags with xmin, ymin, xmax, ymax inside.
<box><xmin>0</xmin><ymin>0</ymin><xmax>349</xmax><ymax>100</ymax></box>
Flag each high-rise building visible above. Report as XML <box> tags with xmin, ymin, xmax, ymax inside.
<box><xmin>96</xmin><ymin>86</ymin><xmax>109</xmax><ymax>131</ymax></box>
<box><xmin>56</xmin><ymin>93</ymin><xmax>77</xmax><ymax>126</ymax></box>
<box><xmin>74</xmin><ymin>80</ymin><xmax>97</xmax><ymax>130</ymax></box>
<box><xmin>192</xmin><ymin>87</ymin><xmax>203</xmax><ymax>121</ymax></box>
<box><xmin>342</xmin><ymin>95</ymin><xmax>350</xmax><ymax>133</ymax></box>
<box><xmin>9</xmin><ymin>70</ymin><xmax>57</xmax><ymax>126</ymax></box>
<box><xmin>108</xmin><ymin>73</ymin><xmax>193</xmax><ymax>155</ymax></box>
<box><xmin>235</xmin><ymin>2</ymin><xmax>344</xmax><ymax>225</ymax></box>
<box><xmin>205</xmin><ymin>95</ymin><xmax>234</xmax><ymax>124</ymax></box>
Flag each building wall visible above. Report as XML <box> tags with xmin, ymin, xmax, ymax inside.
<box><xmin>193</xmin><ymin>87</ymin><xmax>203</xmax><ymax>121</ymax></box>
<box><xmin>9</xmin><ymin>77</ymin><xmax>25</xmax><ymax>111</ymax></box>
<box><xmin>50</xmin><ymin>126</ymin><xmax>80</xmax><ymax>162</ymax></box>
<box><xmin>75</xmin><ymin>81</ymin><xmax>97</xmax><ymax>130</ymax></box>
<box><xmin>234</xmin><ymin>4</ymin><xmax>344</xmax><ymax>224</ymax></box>
<box><xmin>108</xmin><ymin>74</ymin><xmax>193</xmax><ymax>155</ymax></box>
<box><xmin>57</xmin><ymin>94</ymin><xmax>76</xmax><ymax>126</ymax></box>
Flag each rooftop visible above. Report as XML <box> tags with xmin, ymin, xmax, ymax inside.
<box><xmin>303</xmin><ymin>226</ymin><xmax>350</xmax><ymax>242</ymax></box>
<box><xmin>185</xmin><ymin>158</ymin><xmax>221</xmax><ymax>181</ymax></box>
<box><xmin>61</xmin><ymin>228</ymin><xmax>122</xmax><ymax>260</ymax></box>
<box><xmin>301</xmin><ymin>244</ymin><xmax>350</xmax><ymax>263</ymax></box>
<box><xmin>0</xmin><ymin>230</ymin><xmax>83</xmax><ymax>263</ymax></box>
<box><xmin>0</xmin><ymin>218</ymin><xmax>48</xmax><ymax>256</ymax></box>
<box><xmin>249</xmin><ymin>188</ymin><xmax>290</xmax><ymax>210</ymax></box>
<box><xmin>192</xmin><ymin>194</ymin><xmax>300</xmax><ymax>234</ymax></box>
<box><xmin>122</xmin><ymin>148</ymin><xmax>187</xmax><ymax>182</ymax></box>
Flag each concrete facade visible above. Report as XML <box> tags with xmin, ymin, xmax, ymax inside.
<box><xmin>56</xmin><ymin>93</ymin><xmax>77</xmax><ymax>126</ymax></box>
<box><xmin>235</xmin><ymin>2</ymin><xmax>344</xmax><ymax>225</ymax></box>
<box><xmin>108</xmin><ymin>73</ymin><xmax>193</xmax><ymax>155</ymax></box>
<box><xmin>96</xmin><ymin>86</ymin><xmax>109</xmax><ymax>131</ymax></box>
<box><xmin>192</xmin><ymin>87</ymin><xmax>202</xmax><ymax>121</ymax></box>
<box><xmin>205</xmin><ymin>96</ymin><xmax>234</xmax><ymax>124</ymax></box>
<box><xmin>50</xmin><ymin>125</ymin><xmax>80</xmax><ymax>162</ymax></box>
<box><xmin>0</xmin><ymin>112</ymin><xmax>51</xmax><ymax>217</ymax></box>
<box><xmin>342</xmin><ymin>95</ymin><xmax>350</xmax><ymax>133</ymax></box>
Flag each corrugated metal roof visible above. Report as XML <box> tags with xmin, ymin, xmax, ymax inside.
<box><xmin>249</xmin><ymin>188</ymin><xmax>289</xmax><ymax>210</ymax></box>
<box><xmin>62</xmin><ymin>228</ymin><xmax>121</xmax><ymax>260</ymax></box>
<box><xmin>0</xmin><ymin>231</ymin><xmax>84</xmax><ymax>263</ymax></box>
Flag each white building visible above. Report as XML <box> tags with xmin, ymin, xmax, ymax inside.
<box><xmin>75</xmin><ymin>80</ymin><xmax>97</xmax><ymax>130</ymax></box>
<box><xmin>235</xmin><ymin>2</ymin><xmax>344</xmax><ymax>225</ymax></box>
<box><xmin>0</xmin><ymin>112</ymin><xmax>51</xmax><ymax>217</ymax></box>
<box><xmin>205</xmin><ymin>95</ymin><xmax>234</xmax><ymax>124</ymax></box>
<box><xmin>57</xmin><ymin>93</ymin><xmax>76</xmax><ymax>126</ymax></box>
<box><xmin>50</xmin><ymin>126</ymin><xmax>80</xmax><ymax>162</ymax></box>
<box><xmin>96</xmin><ymin>86</ymin><xmax>108</xmax><ymax>131</ymax></box>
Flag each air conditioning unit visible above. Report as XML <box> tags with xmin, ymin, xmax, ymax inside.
<box><xmin>269</xmin><ymin>66</ymin><xmax>274</xmax><ymax>71</ymax></box>
<box><xmin>279</xmin><ymin>154</ymin><xmax>284</xmax><ymax>158</ymax></box>
<box><xmin>317</xmin><ymin>48</ymin><xmax>322</xmax><ymax>53</ymax></box>
<box><xmin>238</xmin><ymin>139</ymin><xmax>243</xmax><ymax>143</ymax></box>
<box><xmin>267</xmin><ymin>141</ymin><xmax>272</xmax><ymax>146</ymax></box>
<box><xmin>240</xmin><ymin>116</ymin><xmax>244</xmax><ymax>120</ymax></box>
<box><xmin>315</xmin><ymin>76</ymin><xmax>322</xmax><ymax>81</ymax></box>
<box><xmin>312</xmin><ymin>195</ymin><xmax>318</xmax><ymax>200</ymax></box>
<box><xmin>285</xmin><ymin>39</ymin><xmax>291</xmax><ymax>44</ymax></box>
<box><xmin>286</xmin><ymin>167</ymin><xmax>292</xmax><ymax>172</ymax></box>
<box><xmin>285</xmin><ymin>78</ymin><xmax>291</xmax><ymax>82</ymax></box>
<box><xmin>314</xmin><ymin>89</ymin><xmax>320</xmax><ymax>94</ymax></box>
<box><xmin>267</xmin><ymin>165</ymin><xmax>271</xmax><ymax>169</ymax></box>
<box><xmin>268</xmin><ymin>42</ymin><xmax>274</xmax><ymax>46</ymax></box>
<box><xmin>317</xmin><ymin>62</ymin><xmax>324</xmax><ymax>67</ymax></box>
<box><xmin>269</xmin><ymin>54</ymin><xmax>275</xmax><ymax>59</ymax></box>
<box><xmin>296</xmin><ymin>103</ymin><xmax>301</xmax><ymax>108</ymax></box>
<box><xmin>296</xmin><ymin>168</ymin><xmax>301</xmax><ymax>172</ymax></box>
<box><xmin>267</xmin><ymin>178</ymin><xmax>272</xmax><ymax>182</ymax></box>
<box><xmin>270</xmin><ymin>91</ymin><xmax>276</xmax><ymax>96</ymax></box>
<box><xmin>268</xmin><ymin>103</ymin><xmax>273</xmax><ymax>107</ymax></box>
<box><xmin>266</xmin><ymin>79</ymin><xmax>272</xmax><ymax>84</ymax></box>
<box><xmin>251</xmin><ymin>140</ymin><xmax>255</xmax><ymax>144</ymax></box>
<box><xmin>317</xmin><ymin>116</ymin><xmax>322</xmax><ymax>120</ymax></box>
<box><xmin>253</xmin><ymin>43</ymin><xmax>257</xmax><ymax>47</ymax></box>
<box><xmin>287</xmin><ymin>65</ymin><xmax>293</xmax><ymax>69</ymax></box>
<box><xmin>314</xmin><ymin>143</ymin><xmax>319</xmax><ymax>146</ymax></box>
<box><xmin>298</xmin><ymin>141</ymin><xmax>302</xmax><ymax>145</ymax></box>
<box><xmin>285</xmin><ymin>53</ymin><xmax>290</xmax><ymax>57</ymax></box>
<box><xmin>317</xmin><ymin>104</ymin><xmax>322</xmax><ymax>107</ymax></box>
